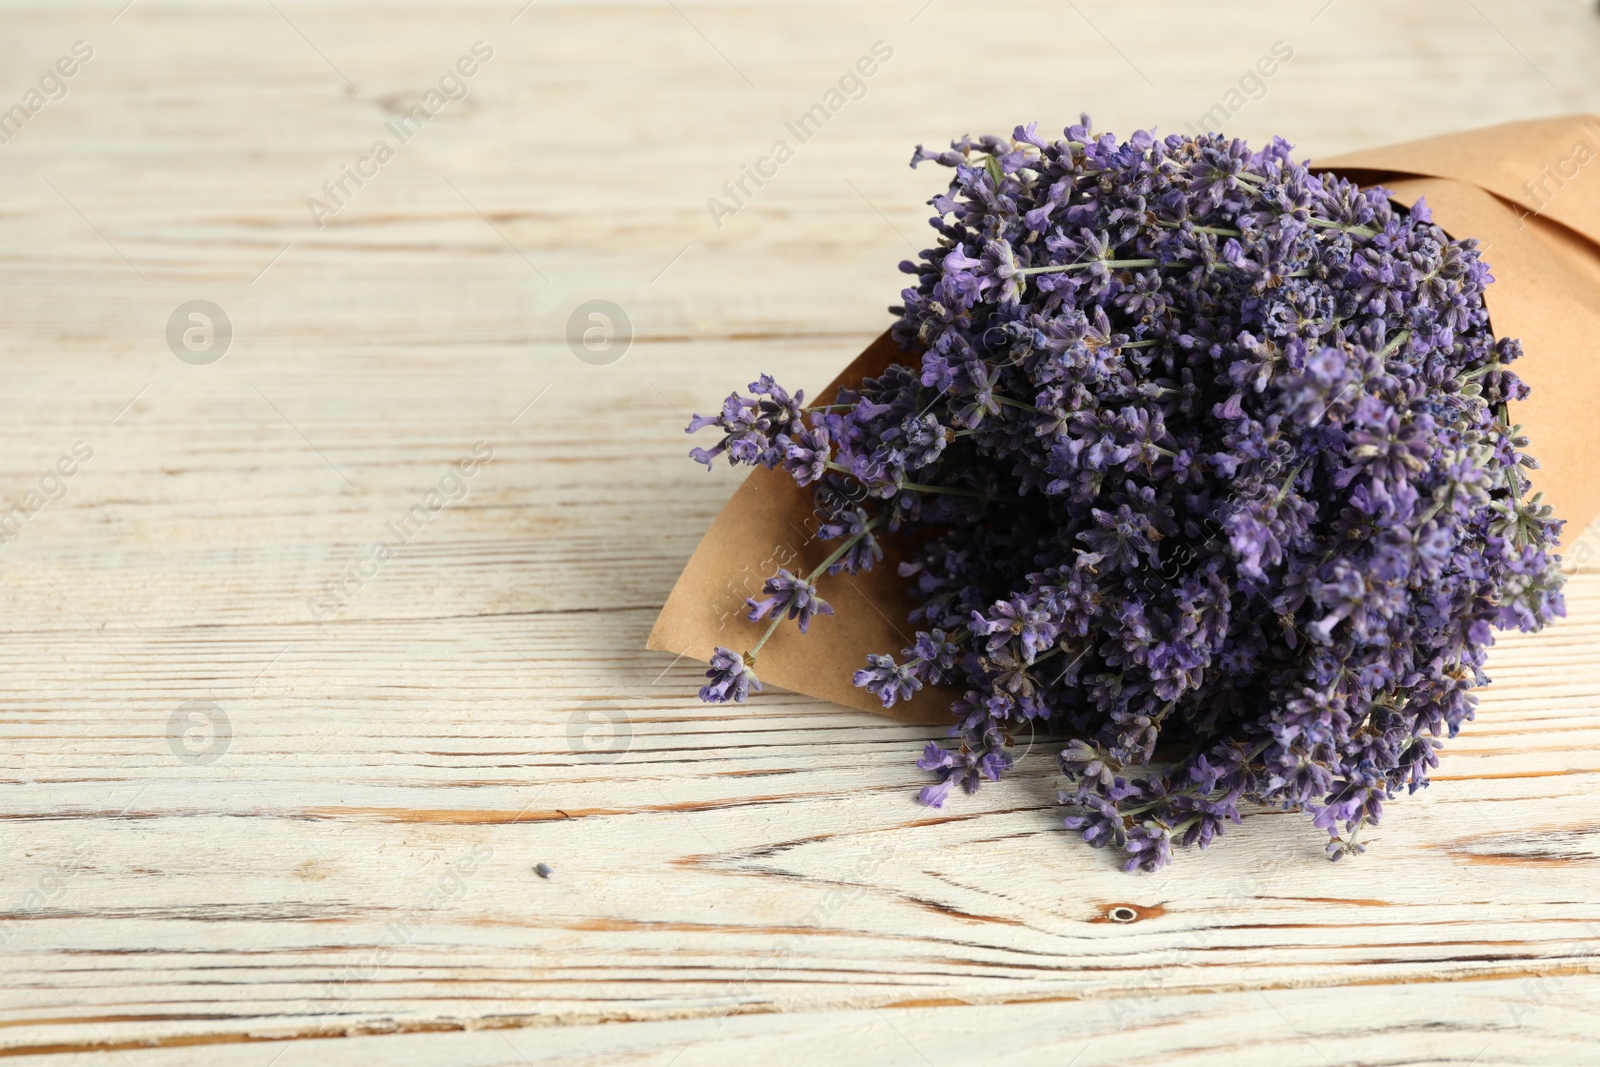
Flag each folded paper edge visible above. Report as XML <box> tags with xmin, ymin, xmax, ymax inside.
<box><xmin>1313</xmin><ymin>113</ymin><xmax>1600</xmax><ymax>248</ymax></box>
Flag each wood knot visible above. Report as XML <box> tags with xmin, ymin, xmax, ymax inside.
<box><xmin>1095</xmin><ymin>902</ymin><xmax>1164</xmax><ymax>923</ymax></box>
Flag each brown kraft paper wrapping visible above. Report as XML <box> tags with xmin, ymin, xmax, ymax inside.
<box><xmin>649</xmin><ymin>115</ymin><xmax>1600</xmax><ymax>725</ymax></box>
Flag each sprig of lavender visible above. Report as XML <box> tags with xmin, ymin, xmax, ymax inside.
<box><xmin>698</xmin><ymin>514</ymin><xmax>885</xmax><ymax>704</ymax></box>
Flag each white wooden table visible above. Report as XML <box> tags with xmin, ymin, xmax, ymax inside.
<box><xmin>3</xmin><ymin>3</ymin><xmax>1600</xmax><ymax>1064</ymax></box>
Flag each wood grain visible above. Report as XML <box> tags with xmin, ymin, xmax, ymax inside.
<box><xmin>2</xmin><ymin>2</ymin><xmax>1600</xmax><ymax>1063</ymax></box>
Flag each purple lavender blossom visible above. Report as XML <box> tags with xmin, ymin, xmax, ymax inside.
<box><xmin>916</xmin><ymin>738</ymin><xmax>1010</xmax><ymax>807</ymax></box>
<box><xmin>688</xmin><ymin>377</ymin><xmax>804</xmax><ymax>470</ymax></box>
<box><xmin>699</xmin><ymin>647</ymin><xmax>760</xmax><ymax>704</ymax></box>
<box><xmin>854</xmin><ymin>654</ymin><xmax>922</xmax><ymax>707</ymax></box>
<box><xmin>746</xmin><ymin>568</ymin><xmax>834</xmax><ymax>634</ymax></box>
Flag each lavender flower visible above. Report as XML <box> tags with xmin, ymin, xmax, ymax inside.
<box><xmin>854</xmin><ymin>654</ymin><xmax>921</xmax><ymax>707</ymax></box>
<box><xmin>688</xmin><ymin>377</ymin><xmax>804</xmax><ymax>470</ymax></box>
<box><xmin>683</xmin><ymin>118</ymin><xmax>1565</xmax><ymax>872</ymax></box>
<box><xmin>699</xmin><ymin>647</ymin><xmax>760</xmax><ymax>704</ymax></box>
<box><xmin>916</xmin><ymin>737</ymin><xmax>1010</xmax><ymax>807</ymax></box>
<box><xmin>746</xmin><ymin>568</ymin><xmax>833</xmax><ymax>634</ymax></box>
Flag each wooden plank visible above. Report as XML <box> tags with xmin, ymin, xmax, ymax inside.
<box><xmin>2</xmin><ymin>2</ymin><xmax>1599</xmax><ymax>1062</ymax></box>
<box><xmin>6</xmin><ymin>977</ymin><xmax>1600</xmax><ymax>1066</ymax></box>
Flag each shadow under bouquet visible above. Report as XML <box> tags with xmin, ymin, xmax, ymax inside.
<box><xmin>651</xmin><ymin>116</ymin><xmax>1600</xmax><ymax>872</ymax></box>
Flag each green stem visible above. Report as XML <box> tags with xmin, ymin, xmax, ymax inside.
<box><xmin>1271</xmin><ymin>457</ymin><xmax>1310</xmax><ymax>508</ymax></box>
<box><xmin>1460</xmin><ymin>361</ymin><xmax>1506</xmax><ymax>382</ymax></box>
<box><xmin>1378</xmin><ymin>329</ymin><xmax>1412</xmax><ymax>359</ymax></box>
<box><xmin>747</xmin><ymin>514</ymin><xmax>886</xmax><ymax>659</ymax></box>
<box><xmin>1157</xmin><ymin>216</ymin><xmax>1377</xmax><ymax>239</ymax></box>
<box><xmin>1306</xmin><ymin>217</ymin><xmax>1380</xmax><ymax>239</ymax></box>
<box><xmin>1161</xmin><ymin>222</ymin><xmax>1242</xmax><ymax>237</ymax></box>
<box><xmin>1412</xmin><ymin>500</ymin><xmax>1444</xmax><ymax>534</ymax></box>
<box><xmin>1017</xmin><ymin>258</ymin><xmax>1160</xmax><ymax>276</ymax></box>
<box><xmin>899</xmin><ymin>479</ymin><xmax>1000</xmax><ymax>500</ymax></box>
<box><xmin>822</xmin><ymin>461</ymin><xmax>1008</xmax><ymax>501</ymax></box>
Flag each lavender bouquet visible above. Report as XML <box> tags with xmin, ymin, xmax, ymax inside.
<box><xmin>682</xmin><ymin>119</ymin><xmax>1565</xmax><ymax>872</ymax></box>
